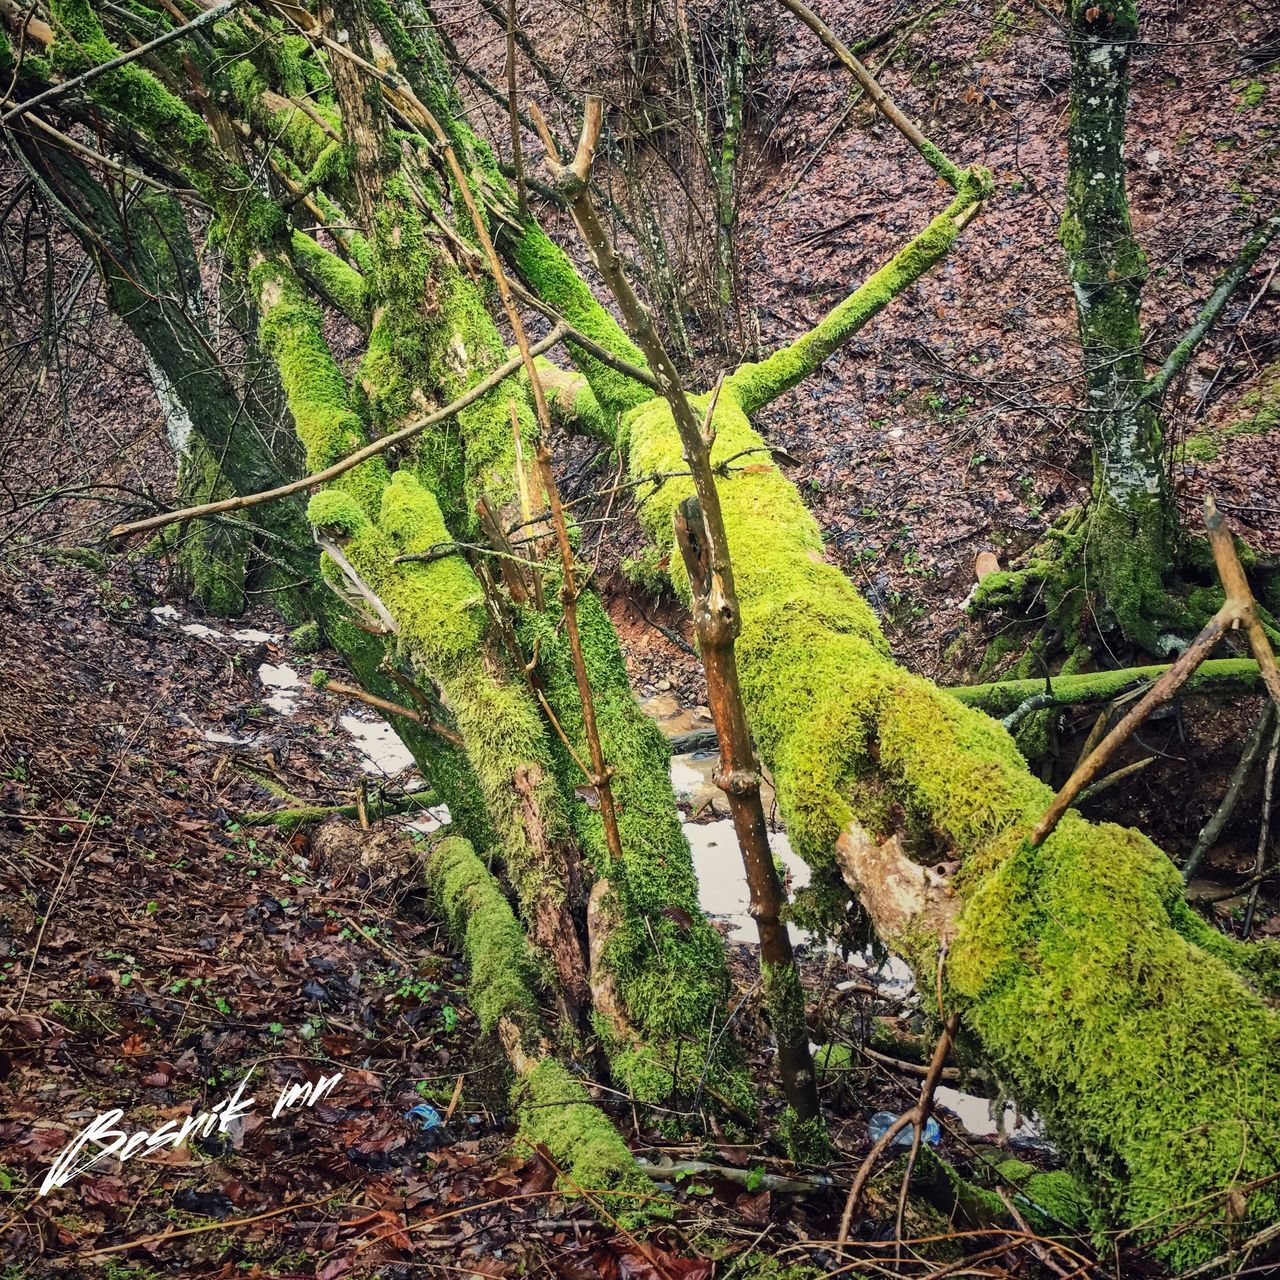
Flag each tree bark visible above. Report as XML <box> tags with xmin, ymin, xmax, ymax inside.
<box><xmin>1060</xmin><ymin>0</ymin><xmax>1172</xmax><ymax>644</ymax></box>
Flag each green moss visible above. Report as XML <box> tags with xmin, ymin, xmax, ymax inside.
<box><xmin>309</xmin><ymin>668</ymin><xmax>329</xmax><ymax>689</ymax></box>
<box><xmin>426</xmin><ymin>836</ymin><xmax>655</xmax><ymax>1221</ymax></box>
<box><xmin>813</xmin><ymin>1042</ymin><xmax>853</xmax><ymax>1076</ymax></box>
<box><xmin>510</xmin><ymin>223</ymin><xmax>652</xmax><ymax>423</ymax></box>
<box><xmin>620</xmin><ymin>544</ymin><xmax>668</xmax><ymax>597</ymax></box>
<box><xmin>948</xmin><ymin>657</ymin><xmax>1263</xmax><ymax>718</ymax></box>
<box><xmin>48</xmin><ymin>1</ymin><xmax>281</xmax><ymax>260</ymax></box>
<box><xmin>306</xmin><ymin>489</ymin><xmax>368</xmax><ymax>538</ymax></box>
<box><xmin>625</xmin><ymin>383</ymin><xmax>1280</xmax><ymax>1264</ymax></box>
<box><xmin>290</xmin><ymin>621</ymin><xmax>322</xmax><ymax>653</ymax></box>
<box><xmin>289</xmin><ymin>231</ymin><xmax>366</xmax><ymax>326</ymax></box>
<box><xmin>1182</xmin><ymin>433</ymin><xmax>1220</xmax><ymax>462</ymax></box>
<box><xmin>949</xmin><ymin>813</ymin><xmax>1280</xmax><ymax>1264</ymax></box>
<box><xmin>728</xmin><ymin>171</ymin><xmax>991</xmax><ymax>414</ymax></box>
<box><xmin>513</xmin><ymin>1058</ymin><xmax>662</xmax><ymax>1225</ymax></box>
<box><xmin>1238</xmin><ymin>79</ymin><xmax>1267</xmax><ymax>109</ymax></box>
<box><xmin>429</xmin><ymin>835</ymin><xmax>541</xmax><ymax>1035</ymax></box>
<box><xmin>994</xmin><ymin>1160</ymin><xmax>1090</xmax><ymax>1230</ymax></box>
<box><xmin>515</xmin><ymin>592</ymin><xmax>742</xmax><ymax>1105</ymax></box>
<box><xmin>353</xmin><ymin>177</ymin><xmax>526</xmax><ymax>527</ymax></box>
<box><xmin>319</xmin><ymin>474</ymin><xmax>580</xmax><ymax>955</ymax></box>
<box><xmin>175</xmin><ymin>435</ymin><xmax>248</xmax><ymax>617</ymax></box>
<box><xmin>252</xmin><ymin>257</ymin><xmax>386</xmax><ymax>516</ymax></box>
<box><xmin>1183</xmin><ymin>359</ymin><xmax>1280</xmax><ymax>462</ymax></box>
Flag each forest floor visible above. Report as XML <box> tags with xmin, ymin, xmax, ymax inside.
<box><xmin>1</xmin><ymin>0</ymin><xmax>1278</xmax><ymax>1274</ymax></box>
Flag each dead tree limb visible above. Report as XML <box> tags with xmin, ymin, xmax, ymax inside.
<box><xmin>777</xmin><ymin>0</ymin><xmax>964</xmax><ymax>189</ymax></box>
<box><xmin>1031</xmin><ymin>497</ymin><xmax>1280</xmax><ymax>847</ymax></box>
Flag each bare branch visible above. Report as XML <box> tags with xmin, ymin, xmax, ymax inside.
<box><xmin>1144</xmin><ymin>209</ymin><xmax>1280</xmax><ymax>407</ymax></box>
<box><xmin>108</xmin><ymin>325</ymin><xmax>568</xmax><ymax>540</ymax></box>
<box><xmin>777</xmin><ymin>0</ymin><xmax>965</xmax><ymax>189</ymax></box>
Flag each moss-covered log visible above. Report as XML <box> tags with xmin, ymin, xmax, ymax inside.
<box><xmin>624</xmin><ymin>383</ymin><xmax>1280</xmax><ymax>1265</ymax></box>
<box><xmin>426</xmin><ymin>834</ymin><xmax>658</xmax><ymax>1222</ymax></box>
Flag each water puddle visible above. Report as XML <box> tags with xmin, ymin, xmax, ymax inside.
<box><xmin>685</xmin><ymin>817</ymin><xmax>810</xmax><ymax>944</ymax></box>
<box><xmin>339</xmin><ymin>713</ymin><xmax>417</xmax><ymax>776</ymax></box>
<box><xmin>258</xmin><ymin>662</ymin><xmax>304</xmax><ymax>715</ymax></box>
<box><xmin>181</xmin><ymin>622</ymin><xmax>226</xmax><ymax>640</ymax></box>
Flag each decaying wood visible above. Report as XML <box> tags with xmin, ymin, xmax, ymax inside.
<box><xmin>834</xmin><ymin>821</ymin><xmax>959</xmax><ymax>943</ymax></box>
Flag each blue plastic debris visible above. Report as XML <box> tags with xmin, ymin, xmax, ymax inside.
<box><xmin>405</xmin><ymin>1103</ymin><xmax>443</xmax><ymax>1131</ymax></box>
<box><xmin>868</xmin><ymin>1110</ymin><xmax>941</xmax><ymax>1148</ymax></box>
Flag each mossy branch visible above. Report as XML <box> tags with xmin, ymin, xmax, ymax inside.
<box><xmin>625</xmin><ymin>381</ymin><xmax>1280</xmax><ymax>1266</ymax></box>
<box><xmin>947</xmin><ymin>657</ymin><xmax>1263</xmax><ymax>718</ymax></box>
<box><xmin>241</xmin><ymin>789</ymin><xmax>440</xmax><ymax>831</ymax></box>
<box><xmin>1144</xmin><ymin>208</ymin><xmax>1280</xmax><ymax>407</ymax></box>
<box><xmin>726</xmin><ymin>171</ymin><xmax>990</xmax><ymax>414</ymax></box>
<box><xmin>426</xmin><ymin>835</ymin><xmax>658</xmax><ymax>1223</ymax></box>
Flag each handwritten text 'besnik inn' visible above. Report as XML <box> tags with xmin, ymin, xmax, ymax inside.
<box><xmin>38</xmin><ymin>1070</ymin><xmax>343</xmax><ymax>1195</ymax></box>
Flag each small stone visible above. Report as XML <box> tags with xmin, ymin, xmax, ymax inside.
<box><xmin>657</xmin><ymin>678</ymin><xmax>672</xmax><ymax>691</ymax></box>
<box><xmin>694</xmin><ymin>705</ymin><xmax>712</xmax><ymax>722</ymax></box>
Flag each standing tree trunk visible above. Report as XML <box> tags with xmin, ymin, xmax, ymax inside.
<box><xmin>1060</xmin><ymin>0</ymin><xmax>1173</xmax><ymax>645</ymax></box>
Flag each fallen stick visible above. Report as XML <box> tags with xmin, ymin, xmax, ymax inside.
<box><xmin>240</xmin><ymin>790</ymin><xmax>440</xmax><ymax>831</ymax></box>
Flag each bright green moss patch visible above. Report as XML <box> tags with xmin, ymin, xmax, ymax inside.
<box><xmin>428</xmin><ymin>835</ymin><xmax>541</xmax><ymax>1035</ymax></box>
<box><xmin>510</xmin><ymin>222</ymin><xmax>652</xmax><ymax>423</ymax></box>
<box><xmin>513</xmin><ymin>1058</ymin><xmax>661</xmax><ymax>1225</ymax></box>
<box><xmin>948</xmin><ymin>657</ymin><xmax>1262</xmax><ymax>718</ymax></box>
<box><xmin>949</xmin><ymin>813</ymin><xmax>1280</xmax><ymax>1264</ymax></box>
<box><xmin>252</xmin><ymin>257</ymin><xmax>386</xmax><ymax>515</ymax></box>
<box><xmin>994</xmin><ymin>1160</ymin><xmax>1089</xmax><ymax>1230</ymax></box>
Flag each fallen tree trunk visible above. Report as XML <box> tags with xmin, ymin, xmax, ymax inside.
<box><xmin>623</xmin><ymin>384</ymin><xmax>1280</xmax><ymax>1265</ymax></box>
